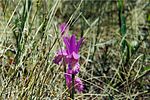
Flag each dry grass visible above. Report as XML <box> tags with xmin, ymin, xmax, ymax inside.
<box><xmin>0</xmin><ymin>0</ymin><xmax>150</xmax><ymax>100</ymax></box>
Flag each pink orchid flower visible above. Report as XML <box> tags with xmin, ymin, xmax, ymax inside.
<box><xmin>53</xmin><ymin>23</ymin><xmax>84</xmax><ymax>93</ymax></box>
<box><xmin>53</xmin><ymin>34</ymin><xmax>84</xmax><ymax>74</ymax></box>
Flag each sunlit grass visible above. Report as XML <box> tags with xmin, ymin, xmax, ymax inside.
<box><xmin>0</xmin><ymin>0</ymin><xmax>149</xmax><ymax>99</ymax></box>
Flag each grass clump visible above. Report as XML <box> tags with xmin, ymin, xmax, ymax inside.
<box><xmin>0</xmin><ymin>0</ymin><xmax>149</xmax><ymax>99</ymax></box>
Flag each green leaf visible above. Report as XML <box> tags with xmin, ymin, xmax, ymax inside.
<box><xmin>144</xmin><ymin>66</ymin><xmax>150</xmax><ymax>71</ymax></box>
<box><xmin>147</xmin><ymin>14</ymin><xmax>150</xmax><ymax>21</ymax></box>
<box><xmin>121</xmin><ymin>15</ymin><xmax>126</xmax><ymax>36</ymax></box>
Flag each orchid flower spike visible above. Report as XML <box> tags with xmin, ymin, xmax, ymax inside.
<box><xmin>65</xmin><ymin>72</ymin><xmax>84</xmax><ymax>93</ymax></box>
<box><xmin>59</xmin><ymin>23</ymin><xmax>69</xmax><ymax>36</ymax></box>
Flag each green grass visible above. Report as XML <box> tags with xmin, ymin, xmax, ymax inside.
<box><xmin>0</xmin><ymin>0</ymin><xmax>150</xmax><ymax>99</ymax></box>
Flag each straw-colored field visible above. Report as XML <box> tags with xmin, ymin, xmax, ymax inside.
<box><xmin>0</xmin><ymin>0</ymin><xmax>150</xmax><ymax>99</ymax></box>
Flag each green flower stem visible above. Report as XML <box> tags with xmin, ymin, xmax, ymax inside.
<box><xmin>71</xmin><ymin>74</ymin><xmax>75</xmax><ymax>99</ymax></box>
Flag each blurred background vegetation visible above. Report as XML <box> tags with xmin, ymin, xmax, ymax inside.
<box><xmin>0</xmin><ymin>0</ymin><xmax>150</xmax><ymax>99</ymax></box>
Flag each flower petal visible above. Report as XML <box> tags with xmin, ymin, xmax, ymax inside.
<box><xmin>64</xmin><ymin>72</ymin><xmax>72</xmax><ymax>88</ymax></box>
<box><xmin>59</xmin><ymin>23</ymin><xmax>69</xmax><ymax>35</ymax></box>
<box><xmin>63</xmin><ymin>36</ymin><xmax>70</xmax><ymax>54</ymax></box>
<box><xmin>67</xmin><ymin>63</ymin><xmax>80</xmax><ymax>75</ymax></box>
<box><xmin>73</xmin><ymin>63</ymin><xmax>80</xmax><ymax>74</ymax></box>
<box><xmin>53</xmin><ymin>50</ymin><xmax>68</xmax><ymax>65</ymax></box>
<box><xmin>57</xmin><ymin>49</ymin><xmax>67</xmax><ymax>56</ymax></box>
<box><xmin>75</xmin><ymin>77</ymin><xmax>84</xmax><ymax>92</ymax></box>
<box><xmin>76</xmin><ymin>37</ymin><xmax>84</xmax><ymax>53</ymax></box>
<box><xmin>53</xmin><ymin>55</ymin><xmax>63</xmax><ymax>65</ymax></box>
<box><xmin>72</xmin><ymin>52</ymin><xmax>80</xmax><ymax>59</ymax></box>
<box><xmin>70</xmin><ymin>34</ymin><xmax>76</xmax><ymax>53</ymax></box>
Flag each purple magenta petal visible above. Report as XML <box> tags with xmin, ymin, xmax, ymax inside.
<box><xmin>76</xmin><ymin>37</ymin><xmax>84</xmax><ymax>53</ymax></box>
<box><xmin>68</xmin><ymin>57</ymin><xmax>78</xmax><ymax>67</ymax></box>
<box><xmin>57</xmin><ymin>49</ymin><xmax>67</xmax><ymax>56</ymax></box>
<box><xmin>67</xmin><ymin>63</ymin><xmax>80</xmax><ymax>75</ymax></box>
<box><xmin>53</xmin><ymin>55</ymin><xmax>63</xmax><ymax>65</ymax></box>
<box><xmin>73</xmin><ymin>63</ymin><xmax>80</xmax><ymax>74</ymax></box>
<box><xmin>53</xmin><ymin>50</ymin><xmax>68</xmax><ymax>65</ymax></box>
<box><xmin>59</xmin><ymin>23</ymin><xmax>69</xmax><ymax>35</ymax></box>
<box><xmin>64</xmin><ymin>72</ymin><xmax>72</xmax><ymax>89</ymax></box>
<box><xmin>64</xmin><ymin>72</ymin><xmax>72</xmax><ymax>81</ymax></box>
<box><xmin>63</xmin><ymin>36</ymin><xmax>70</xmax><ymax>54</ymax></box>
<box><xmin>75</xmin><ymin>77</ymin><xmax>84</xmax><ymax>92</ymax></box>
<box><xmin>70</xmin><ymin>34</ymin><xmax>76</xmax><ymax>53</ymax></box>
<box><xmin>72</xmin><ymin>52</ymin><xmax>80</xmax><ymax>59</ymax></box>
